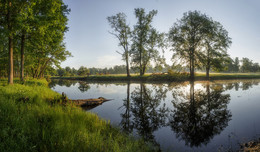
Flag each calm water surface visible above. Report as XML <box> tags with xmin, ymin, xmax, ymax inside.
<box><xmin>50</xmin><ymin>79</ymin><xmax>260</xmax><ymax>152</ymax></box>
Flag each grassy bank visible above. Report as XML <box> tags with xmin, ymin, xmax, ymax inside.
<box><xmin>52</xmin><ymin>72</ymin><xmax>260</xmax><ymax>82</ymax></box>
<box><xmin>0</xmin><ymin>79</ymin><xmax>156</xmax><ymax>152</ymax></box>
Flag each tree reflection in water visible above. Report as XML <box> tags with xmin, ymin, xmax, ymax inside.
<box><xmin>169</xmin><ymin>81</ymin><xmax>232</xmax><ymax>147</ymax></box>
<box><xmin>120</xmin><ymin>83</ymin><xmax>169</xmax><ymax>148</ymax></box>
<box><xmin>120</xmin><ymin>82</ymin><xmax>133</xmax><ymax>134</ymax></box>
<box><xmin>78</xmin><ymin>81</ymin><xmax>90</xmax><ymax>92</ymax></box>
<box><xmin>49</xmin><ymin>79</ymin><xmax>77</xmax><ymax>88</ymax></box>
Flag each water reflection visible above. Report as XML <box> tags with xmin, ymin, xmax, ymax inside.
<box><xmin>49</xmin><ymin>79</ymin><xmax>78</xmax><ymax>88</ymax></box>
<box><xmin>119</xmin><ymin>83</ymin><xmax>169</xmax><ymax>147</ymax></box>
<box><xmin>169</xmin><ymin>81</ymin><xmax>232</xmax><ymax>147</ymax></box>
<box><xmin>120</xmin><ymin>82</ymin><xmax>133</xmax><ymax>134</ymax></box>
<box><xmin>49</xmin><ymin>79</ymin><xmax>90</xmax><ymax>92</ymax></box>
<box><xmin>78</xmin><ymin>81</ymin><xmax>90</xmax><ymax>92</ymax></box>
<box><xmin>50</xmin><ymin>79</ymin><xmax>260</xmax><ymax>151</ymax></box>
<box><xmin>217</xmin><ymin>79</ymin><xmax>260</xmax><ymax>91</ymax></box>
<box><xmin>131</xmin><ymin>84</ymin><xmax>169</xmax><ymax>141</ymax></box>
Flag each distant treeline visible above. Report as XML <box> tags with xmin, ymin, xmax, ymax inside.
<box><xmin>54</xmin><ymin>65</ymin><xmax>167</xmax><ymax>77</ymax></box>
<box><xmin>55</xmin><ymin>56</ymin><xmax>260</xmax><ymax>77</ymax></box>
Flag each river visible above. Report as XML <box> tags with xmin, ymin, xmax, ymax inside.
<box><xmin>50</xmin><ymin>79</ymin><xmax>260</xmax><ymax>152</ymax></box>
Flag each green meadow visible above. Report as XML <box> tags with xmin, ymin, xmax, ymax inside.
<box><xmin>0</xmin><ymin>79</ymin><xmax>156</xmax><ymax>152</ymax></box>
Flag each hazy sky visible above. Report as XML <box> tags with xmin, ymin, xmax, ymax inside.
<box><xmin>61</xmin><ymin>0</ymin><xmax>260</xmax><ymax>69</ymax></box>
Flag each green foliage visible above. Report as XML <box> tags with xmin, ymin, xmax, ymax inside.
<box><xmin>77</xmin><ymin>66</ymin><xmax>90</xmax><ymax>76</ymax></box>
<box><xmin>240</xmin><ymin>57</ymin><xmax>260</xmax><ymax>72</ymax></box>
<box><xmin>130</xmin><ymin>8</ymin><xmax>165</xmax><ymax>76</ymax></box>
<box><xmin>107</xmin><ymin>13</ymin><xmax>131</xmax><ymax>76</ymax></box>
<box><xmin>201</xmin><ymin>17</ymin><xmax>232</xmax><ymax>75</ymax></box>
<box><xmin>57</xmin><ymin>68</ymin><xmax>66</xmax><ymax>77</ymax></box>
<box><xmin>168</xmin><ymin>10</ymin><xmax>232</xmax><ymax>79</ymax></box>
<box><xmin>0</xmin><ymin>79</ymin><xmax>156</xmax><ymax>152</ymax></box>
<box><xmin>0</xmin><ymin>0</ymin><xmax>71</xmax><ymax>80</ymax></box>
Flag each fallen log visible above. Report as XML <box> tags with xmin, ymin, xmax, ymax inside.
<box><xmin>61</xmin><ymin>92</ymin><xmax>112</xmax><ymax>110</ymax></box>
<box><xmin>70</xmin><ymin>97</ymin><xmax>112</xmax><ymax>107</ymax></box>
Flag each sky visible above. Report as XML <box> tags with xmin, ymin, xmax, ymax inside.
<box><xmin>61</xmin><ymin>0</ymin><xmax>260</xmax><ymax>69</ymax></box>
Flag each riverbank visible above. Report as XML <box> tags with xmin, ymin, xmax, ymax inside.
<box><xmin>0</xmin><ymin>79</ymin><xmax>157</xmax><ymax>152</ymax></box>
<box><xmin>52</xmin><ymin>72</ymin><xmax>260</xmax><ymax>82</ymax></box>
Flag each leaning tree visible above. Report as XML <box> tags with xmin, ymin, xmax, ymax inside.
<box><xmin>107</xmin><ymin>13</ymin><xmax>131</xmax><ymax>77</ymax></box>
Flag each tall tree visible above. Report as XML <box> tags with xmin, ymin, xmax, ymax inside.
<box><xmin>131</xmin><ymin>8</ymin><xmax>165</xmax><ymax>76</ymax></box>
<box><xmin>202</xmin><ymin>19</ymin><xmax>232</xmax><ymax>79</ymax></box>
<box><xmin>233</xmin><ymin>57</ymin><xmax>240</xmax><ymax>72</ymax></box>
<box><xmin>77</xmin><ymin>66</ymin><xmax>90</xmax><ymax>76</ymax></box>
<box><xmin>240</xmin><ymin>57</ymin><xmax>253</xmax><ymax>72</ymax></box>
<box><xmin>26</xmin><ymin>0</ymin><xmax>70</xmax><ymax>78</ymax></box>
<box><xmin>107</xmin><ymin>13</ymin><xmax>131</xmax><ymax>77</ymax></box>
<box><xmin>168</xmin><ymin>11</ymin><xmax>213</xmax><ymax>80</ymax></box>
<box><xmin>0</xmin><ymin>0</ymin><xmax>16</xmax><ymax>84</ymax></box>
<box><xmin>16</xmin><ymin>0</ymin><xmax>33</xmax><ymax>81</ymax></box>
<box><xmin>0</xmin><ymin>0</ymin><xmax>70</xmax><ymax>81</ymax></box>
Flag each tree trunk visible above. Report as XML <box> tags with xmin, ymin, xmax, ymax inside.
<box><xmin>38</xmin><ymin>58</ymin><xmax>52</xmax><ymax>78</ymax></box>
<box><xmin>142</xmin><ymin>65</ymin><xmax>146</xmax><ymax>76</ymax></box>
<box><xmin>20</xmin><ymin>34</ymin><xmax>25</xmax><ymax>81</ymax></box>
<box><xmin>8</xmin><ymin>36</ymin><xmax>13</xmax><ymax>84</ymax></box>
<box><xmin>125</xmin><ymin>53</ymin><xmax>130</xmax><ymax>77</ymax></box>
<box><xmin>206</xmin><ymin>67</ymin><xmax>210</xmax><ymax>80</ymax></box>
<box><xmin>206</xmin><ymin>48</ymin><xmax>210</xmax><ymax>80</ymax></box>
<box><xmin>206</xmin><ymin>82</ymin><xmax>211</xmax><ymax>112</ymax></box>
<box><xmin>126</xmin><ymin>82</ymin><xmax>130</xmax><ymax>131</ymax></box>
<box><xmin>190</xmin><ymin>48</ymin><xmax>195</xmax><ymax>80</ymax></box>
<box><xmin>8</xmin><ymin>1</ymin><xmax>13</xmax><ymax>84</ymax></box>
<box><xmin>189</xmin><ymin>81</ymin><xmax>196</xmax><ymax>126</ymax></box>
<box><xmin>139</xmin><ymin>53</ymin><xmax>142</xmax><ymax>76</ymax></box>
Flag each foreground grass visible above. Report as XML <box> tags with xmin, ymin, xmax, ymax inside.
<box><xmin>52</xmin><ymin>72</ymin><xmax>260</xmax><ymax>82</ymax></box>
<box><xmin>0</xmin><ymin>79</ymin><xmax>156</xmax><ymax>152</ymax></box>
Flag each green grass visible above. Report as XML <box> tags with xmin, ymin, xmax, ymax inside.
<box><xmin>0</xmin><ymin>79</ymin><xmax>157</xmax><ymax>152</ymax></box>
<box><xmin>52</xmin><ymin>72</ymin><xmax>260</xmax><ymax>82</ymax></box>
<box><xmin>195</xmin><ymin>72</ymin><xmax>260</xmax><ymax>80</ymax></box>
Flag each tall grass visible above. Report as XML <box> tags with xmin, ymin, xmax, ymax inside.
<box><xmin>0</xmin><ymin>79</ymin><xmax>156</xmax><ymax>152</ymax></box>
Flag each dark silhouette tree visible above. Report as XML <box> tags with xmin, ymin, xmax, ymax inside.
<box><xmin>202</xmin><ymin>19</ymin><xmax>232</xmax><ymax>79</ymax></box>
<box><xmin>169</xmin><ymin>11</ymin><xmax>231</xmax><ymax>80</ymax></box>
<box><xmin>169</xmin><ymin>81</ymin><xmax>232</xmax><ymax>147</ymax></box>
<box><xmin>120</xmin><ymin>83</ymin><xmax>169</xmax><ymax>148</ymax></box>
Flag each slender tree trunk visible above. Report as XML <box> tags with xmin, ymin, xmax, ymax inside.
<box><xmin>206</xmin><ymin>82</ymin><xmax>211</xmax><ymax>112</ymax></box>
<box><xmin>206</xmin><ymin>67</ymin><xmax>210</xmax><ymax>80</ymax></box>
<box><xmin>8</xmin><ymin>36</ymin><xmax>13</xmax><ymax>84</ymax></box>
<box><xmin>126</xmin><ymin>82</ymin><xmax>130</xmax><ymax>131</ymax></box>
<box><xmin>189</xmin><ymin>56</ymin><xmax>192</xmax><ymax>79</ymax></box>
<box><xmin>206</xmin><ymin>48</ymin><xmax>210</xmax><ymax>80</ymax></box>
<box><xmin>38</xmin><ymin>58</ymin><xmax>52</xmax><ymax>78</ymax></box>
<box><xmin>142</xmin><ymin>65</ymin><xmax>146</xmax><ymax>76</ymax></box>
<box><xmin>20</xmin><ymin>34</ymin><xmax>25</xmax><ymax>81</ymax></box>
<box><xmin>190</xmin><ymin>48</ymin><xmax>195</xmax><ymax>80</ymax></box>
<box><xmin>139</xmin><ymin>51</ymin><xmax>142</xmax><ymax>76</ymax></box>
<box><xmin>125</xmin><ymin>53</ymin><xmax>130</xmax><ymax>77</ymax></box>
<box><xmin>7</xmin><ymin>1</ymin><xmax>13</xmax><ymax>84</ymax></box>
<box><xmin>189</xmin><ymin>81</ymin><xmax>196</xmax><ymax>126</ymax></box>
